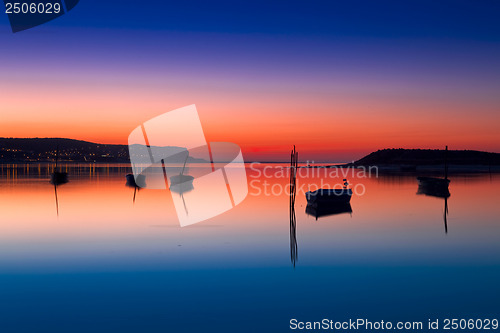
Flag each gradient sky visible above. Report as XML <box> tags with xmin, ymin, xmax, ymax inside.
<box><xmin>1</xmin><ymin>0</ymin><xmax>499</xmax><ymax>161</ymax></box>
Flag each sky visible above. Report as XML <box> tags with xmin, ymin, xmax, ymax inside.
<box><xmin>0</xmin><ymin>0</ymin><xmax>499</xmax><ymax>162</ymax></box>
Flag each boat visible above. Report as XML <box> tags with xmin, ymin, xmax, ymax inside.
<box><xmin>417</xmin><ymin>176</ymin><xmax>450</xmax><ymax>190</ymax></box>
<box><xmin>416</xmin><ymin>146</ymin><xmax>450</xmax><ymax>190</ymax></box>
<box><xmin>169</xmin><ymin>180</ymin><xmax>194</xmax><ymax>194</ymax></box>
<box><xmin>305</xmin><ymin>179</ymin><xmax>352</xmax><ymax>205</ymax></box>
<box><xmin>306</xmin><ymin>188</ymin><xmax>352</xmax><ymax>204</ymax></box>
<box><xmin>169</xmin><ymin>154</ymin><xmax>194</xmax><ymax>189</ymax></box>
<box><xmin>50</xmin><ymin>171</ymin><xmax>68</xmax><ymax>185</ymax></box>
<box><xmin>49</xmin><ymin>145</ymin><xmax>68</xmax><ymax>216</ymax></box>
<box><xmin>415</xmin><ymin>147</ymin><xmax>451</xmax><ymax>234</ymax></box>
<box><xmin>50</xmin><ymin>145</ymin><xmax>68</xmax><ymax>185</ymax></box>
<box><xmin>125</xmin><ymin>173</ymin><xmax>146</xmax><ymax>188</ymax></box>
<box><xmin>169</xmin><ymin>174</ymin><xmax>194</xmax><ymax>186</ymax></box>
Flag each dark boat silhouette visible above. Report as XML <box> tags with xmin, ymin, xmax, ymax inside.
<box><xmin>417</xmin><ymin>183</ymin><xmax>450</xmax><ymax>198</ymax></box>
<box><xmin>50</xmin><ymin>145</ymin><xmax>68</xmax><ymax>185</ymax></box>
<box><xmin>306</xmin><ymin>179</ymin><xmax>352</xmax><ymax>205</ymax></box>
<box><xmin>162</xmin><ymin>153</ymin><xmax>196</xmax><ymax>216</ymax></box>
<box><xmin>50</xmin><ymin>145</ymin><xmax>68</xmax><ymax>216</ymax></box>
<box><xmin>50</xmin><ymin>172</ymin><xmax>68</xmax><ymax>185</ymax></box>
<box><xmin>416</xmin><ymin>174</ymin><xmax>451</xmax><ymax>234</ymax></box>
<box><xmin>306</xmin><ymin>202</ymin><xmax>352</xmax><ymax>220</ymax></box>
<box><xmin>125</xmin><ymin>173</ymin><xmax>146</xmax><ymax>204</ymax></box>
<box><xmin>169</xmin><ymin>154</ymin><xmax>194</xmax><ymax>188</ymax></box>
<box><xmin>169</xmin><ymin>181</ymin><xmax>194</xmax><ymax>194</ymax></box>
<box><xmin>417</xmin><ymin>176</ymin><xmax>450</xmax><ymax>189</ymax></box>
<box><xmin>417</xmin><ymin>146</ymin><xmax>450</xmax><ymax>190</ymax></box>
<box><xmin>169</xmin><ymin>173</ymin><xmax>194</xmax><ymax>215</ymax></box>
<box><xmin>169</xmin><ymin>174</ymin><xmax>194</xmax><ymax>186</ymax></box>
<box><xmin>126</xmin><ymin>173</ymin><xmax>146</xmax><ymax>188</ymax></box>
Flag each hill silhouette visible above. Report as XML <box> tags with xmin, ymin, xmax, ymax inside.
<box><xmin>2</xmin><ymin>139</ymin><xmax>499</xmax><ymax>166</ymax></box>
<box><xmin>353</xmin><ymin>148</ymin><xmax>500</xmax><ymax>166</ymax></box>
<box><xmin>0</xmin><ymin>138</ymin><xmax>206</xmax><ymax>163</ymax></box>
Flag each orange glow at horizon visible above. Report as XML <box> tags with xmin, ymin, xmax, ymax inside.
<box><xmin>1</xmin><ymin>72</ymin><xmax>500</xmax><ymax>161</ymax></box>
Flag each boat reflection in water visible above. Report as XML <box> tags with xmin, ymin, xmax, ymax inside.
<box><xmin>170</xmin><ymin>177</ymin><xmax>195</xmax><ymax>217</ymax></box>
<box><xmin>417</xmin><ymin>182</ymin><xmax>450</xmax><ymax>199</ymax></box>
<box><xmin>417</xmin><ymin>183</ymin><xmax>450</xmax><ymax>234</ymax></box>
<box><xmin>50</xmin><ymin>177</ymin><xmax>69</xmax><ymax>217</ymax></box>
<box><xmin>125</xmin><ymin>173</ymin><xmax>146</xmax><ymax>204</ymax></box>
<box><xmin>305</xmin><ymin>202</ymin><xmax>353</xmax><ymax>220</ymax></box>
<box><xmin>289</xmin><ymin>146</ymin><xmax>298</xmax><ymax>267</ymax></box>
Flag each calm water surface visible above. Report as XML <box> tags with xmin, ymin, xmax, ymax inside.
<box><xmin>0</xmin><ymin>164</ymin><xmax>499</xmax><ymax>332</ymax></box>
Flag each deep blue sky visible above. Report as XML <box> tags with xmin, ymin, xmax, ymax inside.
<box><xmin>1</xmin><ymin>0</ymin><xmax>500</xmax><ymax>40</ymax></box>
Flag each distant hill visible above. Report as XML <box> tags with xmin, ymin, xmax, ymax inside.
<box><xmin>0</xmin><ymin>138</ymin><xmax>207</xmax><ymax>163</ymax></box>
<box><xmin>352</xmin><ymin>148</ymin><xmax>500</xmax><ymax>166</ymax></box>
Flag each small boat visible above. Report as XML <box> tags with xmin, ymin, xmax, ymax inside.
<box><xmin>125</xmin><ymin>173</ymin><xmax>146</xmax><ymax>204</ymax></box>
<box><xmin>126</xmin><ymin>173</ymin><xmax>146</xmax><ymax>188</ymax></box>
<box><xmin>306</xmin><ymin>188</ymin><xmax>352</xmax><ymax>204</ymax></box>
<box><xmin>169</xmin><ymin>153</ymin><xmax>194</xmax><ymax>188</ymax></box>
<box><xmin>50</xmin><ymin>172</ymin><xmax>68</xmax><ymax>185</ymax></box>
<box><xmin>306</xmin><ymin>179</ymin><xmax>352</xmax><ymax>205</ymax></box>
<box><xmin>169</xmin><ymin>174</ymin><xmax>194</xmax><ymax>186</ymax></box>
<box><xmin>416</xmin><ymin>146</ymin><xmax>450</xmax><ymax>190</ymax></box>
<box><xmin>50</xmin><ymin>145</ymin><xmax>68</xmax><ymax>185</ymax></box>
<box><xmin>417</xmin><ymin>176</ymin><xmax>450</xmax><ymax>188</ymax></box>
<box><xmin>170</xmin><ymin>180</ymin><xmax>194</xmax><ymax>194</ymax></box>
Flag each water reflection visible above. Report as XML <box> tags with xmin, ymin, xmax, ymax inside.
<box><xmin>305</xmin><ymin>203</ymin><xmax>353</xmax><ymax>220</ymax></box>
<box><xmin>0</xmin><ymin>163</ymin><xmax>499</xmax><ymax>270</ymax></box>
<box><xmin>50</xmin><ymin>177</ymin><xmax>69</xmax><ymax>216</ymax></box>
<box><xmin>289</xmin><ymin>146</ymin><xmax>298</xmax><ymax>268</ymax></box>
<box><xmin>125</xmin><ymin>173</ymin><xmax>146</xmax><ymax>203</ymax></box>
<box><xmin>170</xmin><ymin>181</ymin><xmax>195</xmax><ymax>217</ymax></box>
<box><xmin>444</xmin><ymin>197</ymin><xmax>449</xmax><ymax>234</ymax></box>
<box><xmin>304</xmin><ymin>178</ymin><xmax>353</xmax><ymax>221</ymax></box>
<box><xmin>417</xmin><ymin>183</ymin><xmax>451</xmax><ymax>234</ymax></box>
<box><xmin>50</xmin><ymin>146</ymin><xmax>69</xmax><ymax>186</ymax></box>
<box><xmin>49</xmin><ymin>147</ymin><xmax>69</xmax><ymax>216</ymax></box>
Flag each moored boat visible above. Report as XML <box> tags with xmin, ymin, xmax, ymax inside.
<box><xmin>169</xmin><ymin>174</ymin><xmax>194</xmax><ymax>186</ymax></box>
<box><xmin>417</xmin><ymin>176</ymin><xmax>450</xmax><ymax>187</ymax></box>
<box><xmin>306</xmin><ymin>188</ymin><xmax>352</xmax><ymax>205</ymax></box>
<box><xmin>50</xmin><ymin>145</ymin><xmax>68</xmax><ymax>185</ymax></box>
<box><xmin>126</xmin><ymin>173</ymin><xmax>146</xmax><ymax>188</ymax></box>
<box><xmin>306</xmin><ymin>178</ymin><xmax>352</xmax><ymax>205</ymax></box>
<box><xmin>416</xmin><ymin>146</ymin><xmax>450</xmax><ymax>190</ymax></box>
<box><xmin>50</xmin><ymin>171</ymin><xmax>68</xmax><ymax>185</ymax></box>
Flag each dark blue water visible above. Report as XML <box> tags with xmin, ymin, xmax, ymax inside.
<box><xmin>1</xmin><ymin>265</ymin><xmax>499</xmax><ymax>332</ymax></box>
<box><xmin>0</xmin><ymin>166</ymin><xmax>499</xmax><ymax>332</ymax></box>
